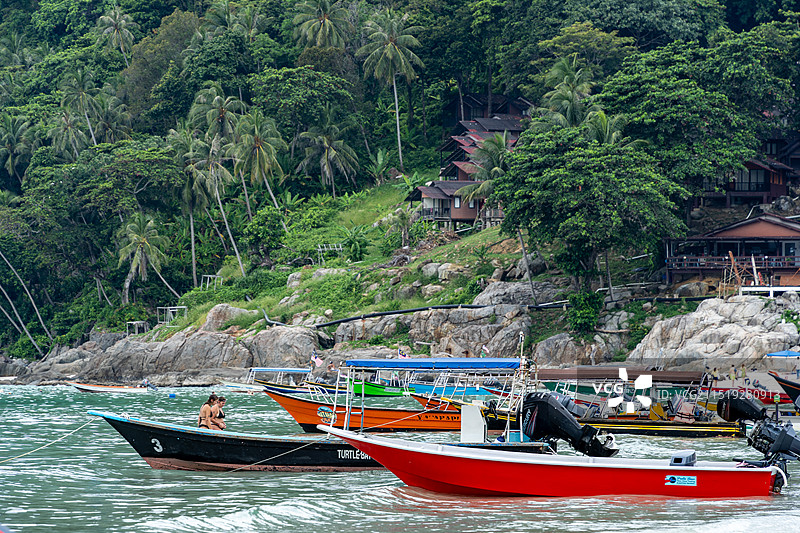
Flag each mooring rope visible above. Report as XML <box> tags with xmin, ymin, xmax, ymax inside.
<box><xmin>226</xmin><ymin>435</ymin><xmax>330</xmax><ymax>473</ymax></box>
<box><xmin>0</xmin><ymin>418</ymin><xmax>98</xmax><ymax>465</ymax></box>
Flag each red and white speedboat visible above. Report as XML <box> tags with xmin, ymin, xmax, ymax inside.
<box><xmin>320</xmin><ymin>425</ymin><xmax>783</xmax><ymax>498</ymax></box>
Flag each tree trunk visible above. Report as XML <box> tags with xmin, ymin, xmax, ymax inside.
<box><xmin>0</xmin><ymin>302</ymin><xmax>22</xmax><ymax>333</ymax></box>
<box><xmin>420</xmin><ymin>75</ymin><xmax>428</xmax><ymax>142</ymax></box>
<box><xmin>0</xmin><ymin>249</ymin><xmax>53</xmax><ymax>340</ymax></box>
<box><xmin>605</xmin><ymin>250</ymin><xmax>615</xmax><ymax>301</ymax></box>
<box><xmin>0</xmin><ymin>281</ymin><xmax>43</xmax><ymax>357</ymax></box>
<box><xmin>238</xmin><ymin>170</ymin><xmax>252</xmax><ymax>221</ymax></box>
<box><xmin>406</xmin><ymin>81</ymin><xmax>414</xmax><ymax>132</ymax></box>
<box><xmin>203</xmin><ymin>204</ymin><xmax>228</xmax><ymax>252</ymax></box>
<box><xmin>95</xmin><ymin>277</ymin><xmax>112</xmax><ymax>305</ymax></box>
<box><xmin>263</xmin><ymin>177</ymin><xmax>289</xmax><ymax>232</ymax></box>
<box><xmin>152</xmin><ymin>265</ymin><xmax>181</xmax><ymax>299</ymax></box>
<box><xmin>120</xmin><ymin>44</ymin><xmax>129</xmax><ymax>68</ymax></box>
<box><xmin>457</xmin><ymin>76</ymin><xmax>465</xmax><ymax>121</ymax></box>
<box><xmin>486</xmin><ymin>62</ymin><xmax>493</xmax><ymax>118</ymax></box>
<box><xmin>351</xmin><ymin>101</ymin><xmax>372</xmax><ymax>158</ymax></box>
<box><xmin>84</xmin><ymin>108</ymin><xmax>97</xmax><ymax>146</ymax></box>
<box><xmin>517</xmin><ymin>228</ymin><xmax>538</xmax><ymax>306</ymax></box>
<box><xmin>215</xmin><ymin>184</ymin><xmax>246</xmax><ymax>277</ymax></box>
<box><xmin>189</xmin><ymin>210</ymin><xmax>198</xmax><ymax>287</ymax></box>
<box><xmin>392</xmin><ymin>75</ymin><xmax>404</xmax><ymax>173</ymax></box>
<box><xmin>121</xmin><ymin>264</ymin><xmax>136</xmax><ymax>306</ymax></box>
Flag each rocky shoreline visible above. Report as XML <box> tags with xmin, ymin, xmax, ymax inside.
<box><xmin>4</xmin><ymin>282</ymin><xmax>800</xmax><ymax>386</ymax></box>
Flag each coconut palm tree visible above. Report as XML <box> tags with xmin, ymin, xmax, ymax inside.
<box><xmin>534</xmin><ymin>54</ymin><xmax>598</xmax><ymax>129</ymax></box>
<box><xmin>96</xmin><ymin>6</ymin><xmax>138</xmax><ymax>68</ymax></box>
<box><xmin>234</xmin><ymin>5</ymin><xmax>268</xmax><ymax>43</ymax></box>
<box><xmin>118</xmin><ymin>212</ymin><xmax>179</xmax><ymax>306</ymax></box>
<box><xmin>189</xmin><ymin>83</ymin><xmax>246</xmax><ymax>140</ymax></box>
<box><xmin>455</xmin><ymin>132</ymin><xmax>511</xmax><ymax>202</ymax></box>
<box><xmin>584</xmin><ymin>110</ymin><xmax>644</xmax><ymax>149</ymax></box>
<box><xmin>47</xmin><ymin>109</ymin><xmax>88</xmax><ymax>162</ymax></box>
<box><xmin>168</xmin><ymin>121</ymin><xmax>209</xmax><ymax>288</ymax></box>
<box><xmin>296</xmin><ymin>105</ymin><xmax>358</xmax><ymax>198</ymax></box>
<box><xmin>233</xmin><ymin>108</ymin><xmax>287</xmax><ymax>228</ymax></box>
<box><xmin>293</xmin><ymin>0</ymin><xmax>351</xmax><ymax>49</ymax></box>
<box><xmin>357</xmin><ymin>10</ymin><xmax>423</xmax><ymax>173</ymax></box>
<box><xmin>202</xmin><ymin>0</ymin><xmax>237</xmax><ymax>37</ymax></box>
<box><xmin>0</xmin><ymin>248</ymin><xmax>53</xmax><ymax>341</ymax></box>
<box><xmin>0</xmin><ymin>114</ymin><xmax>31</xmax><ymax>186</ymax></box>
<box><xmin>94</xmin><ymin>87</ymin><xmax>132</xmax><ymax>144</ymax></box>
<box><xmin>188</xmin><ymin>133</ymin><xmax>246</xmax><ymax>277</ymax></box>
<box><xmin>61</xmin><ymin>68</ymin><xmax>101</xmax><ymax>146</ymax></box>
<box><xmin>0</xmin><ymin>280</ymin><xmax>43</xmax><ymax>357</ymax></box>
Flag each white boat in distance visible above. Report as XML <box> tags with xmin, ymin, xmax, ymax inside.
<box><xmin>67</xmin><ymin>381</ymin><xmax>152</xmax><ymax>393</ymax></box>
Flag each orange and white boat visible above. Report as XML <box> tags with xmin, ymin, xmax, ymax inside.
<box><xmin>265</xmin><ymin>389</ymin><xmax>461</xmax><ymax>432</ymax></box>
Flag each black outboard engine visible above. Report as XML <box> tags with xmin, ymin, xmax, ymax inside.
<box><xmin>716</xmin><ymin>390</ymin><xmax>800</xmax><ymax>492</ymax></box>
<box><xmin>716</xmin><ymin>392</ymin><xmax>767</xmax><ymax>423</ymax></box>
<box><xmin>520</xmin><ymin>392</ymin><xmax>618</xmax><ymax>457</ymax></box>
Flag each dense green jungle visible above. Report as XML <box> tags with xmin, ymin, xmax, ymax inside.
<box><xmin>0</xmin><ymin>0</ymin><xmax>799</xmax><ymax>360</ymax></box>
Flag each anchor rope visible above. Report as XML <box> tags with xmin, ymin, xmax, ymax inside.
<box><xmin>0</xmin><ymin>418</ymin><xmax>98</xmax><ymax>465</ymax></box>
<box><xmin>225</xmin><ymin>435</ymin><xmax>330</xmax><ymax>473</ymax></box>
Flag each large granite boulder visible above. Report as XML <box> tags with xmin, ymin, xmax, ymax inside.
<box><xmin>201</xmin><ymin>304</ymin><xmax>259</xmax><ymax>332</ymax></box>
<box><xmin>472</xmin><ymin>281</ymin><xmax>561</xmax><ymax>306</ymax></box>
<box><xmin>628</xmin><ymin>295</ymin><xmax>800</xmax><ymax>370</ymax></box>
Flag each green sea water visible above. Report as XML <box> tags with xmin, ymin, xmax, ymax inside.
<box><xmin>3</xmin><ymin>384</ymin><xmax>800</xmax><ymax>533</ymax></box>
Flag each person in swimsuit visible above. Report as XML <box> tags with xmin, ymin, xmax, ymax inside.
<box><xmin>211</xmin><ymin>396</ymin><xmax>226</xmax><ymax>430</ymax></box>
<box><xmin>198</xmin><ymin>393</ymin><xmax>218</xmax><ymax>429</ymax></box>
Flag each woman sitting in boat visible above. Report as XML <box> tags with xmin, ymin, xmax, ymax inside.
<box><xmin>198</xmin><ymin>393</ymin><xmax>218</xmax><ymax>429</ymax></box>
<box><xmin>211</xmin><ymin>396</ymin><xmax>227</xmax><ymax>430</ymax></box>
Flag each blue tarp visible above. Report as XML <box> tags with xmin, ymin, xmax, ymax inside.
<box><xmin>766</xmin><ymin>351</ymin><xmax>800</xmax><ymax>358</ymax></box>
<box><xmin>343</xmin><ymin>357</ymin><xmax>520</xmax><ymax>370</ymax></box>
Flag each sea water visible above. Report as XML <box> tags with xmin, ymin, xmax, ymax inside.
<box><xmin>2</xmin><ymin>384</ymin><xmax>800</xmax><ymax>533</ymax></box>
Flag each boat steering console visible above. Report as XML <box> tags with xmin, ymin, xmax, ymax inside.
<box><xmin>520</xmin><ymin>392</ymin><xmax>619</xmax><ymax>458</ymax></box>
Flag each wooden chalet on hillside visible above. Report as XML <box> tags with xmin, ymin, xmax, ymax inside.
<box><xmin>442</xmin><ymin>93</ymin><xmax>532</xmax><ymax>130</ymax></box>
<box><xmin>702</xmin><ymin>138</ymin><xmax>799</xmax><ymax>207</ymax></box>
<box><xmin>405</xmin><ymin>180</ymin><xmax>503</xmax><ymax>230</ymax></box>
<box><xmin>666</xmin><ymin>214</ymin><xmax>800</xmax><ymax>287</ymax></box>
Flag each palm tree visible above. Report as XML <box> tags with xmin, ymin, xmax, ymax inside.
<box><xmin>0</xmin><ymin>280</ymin><xmax>43</xmax><ymax>357</ymax></box>
<box><xmin>118</xmin><ymin>212</ymin><xmax>180</xmax><ymax>306</ymax></box>
<box><xmin>168</xmin><ymin>121</ymin><xmax>209</xmax><ymax>288</ymax></box>
<box><xmin>234</xmin><ymin>5</ymin><xmax>268</xmax><ymax>43</ymax></box>
<box><xmin>357</xmin><ymin>10</ymin><xmax>424</xmax><ymax>173</ymax></box>
<box><xmin>46</xmin><ymin>109</ymin><xmax>88</xmax><ymax>162</ymax></box>
<box><xmin>61</xmin><ymin>68</ymin><xmax>101</xmax><ymax>146</ymax></box>
<box><xmin>94</xmin><ymin>87</ymin><xmax>132</xmax><ymax>144</ymax></box>
<box><xmin>455</xmin><ymin>132</ymin><xmax>511</xmax><ymax>202</ymax></box>
<box><xmin>189</xmin><ymin>83</ymin><xmax>246</xmax><ymax>140</ymax></box>
<box><xmin>0</xmin><ymin>248</ymin><xmax>53</xmax><ymax>341</ymax></box>
<box><xmin>296</xmin><ymin>105</ymin><xmax>358</xmax><ymax>198</ymax></box>
<box><xmin>233</xmin><ymin>109</ymin><xmax>287</xmax><ymax>227</ymax></box>
<box><xmin>202</xmin><ymin>0</ymin><xmax>237</xmax><ymax>37</ymax></box>
<box><xmin>0</xmin><ymin>32</ymin><xmax>33</xmax><ymax>68</ymax></box>
<box><xmin>96</xmin><ymin>6</ymin><xmax>138</xmax><ymax>68</ymax></box>
<box><xmin>382</xmin><ymin>206</ymin><xmax>413</xmax><ymax>248</ymax></box>
<box><xmin>534</xmin><ymin>54</ymin><xmax>598</xmax><ymax>129</ymax></box>
<box><xmin>338</xmin><ymin>224</ymin><xmax>372</xmax><ymax>262</ymax></box>
<box><xmin>293</xmin><ymin>0</ymin><xmax>351</xmax><ymax>49</ymax></box>
<box><xmin>365</xmin><ymin>148</ymin><xmax>390</xmax><ymax>184</ymax></box>
<box><xmin>188</xmin><ymin>133</ymin><xmax>247</xmax><ymax>277</ymax></box>
<box><xmin>0</xmin><ymin>114</ymin><xmax>31</xmax><ymax>186</ymax></box>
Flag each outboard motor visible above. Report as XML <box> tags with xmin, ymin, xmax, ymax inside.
<box><xmin>520</xmin><ymin>392</ymin><xmax>618</xmax><ymax>457</ymax></box>
<box><xmin>716</xmin><ymin>391</ymin><xmax>767</xmax><ymax>423</ymax></box>
<box><xmin>717</xmin><ymin>390</ymin><xmax>800</xmax><ymax>492</ymax></box>
<box><xmin>549</xmin><ymin>391</ymin><xmax>588</xmax><ymax>418</ymax></box>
